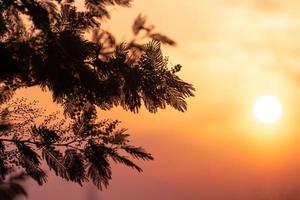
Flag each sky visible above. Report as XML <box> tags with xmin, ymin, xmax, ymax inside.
<box><xmin>17</xmin><ymin>0</ymin><xmax>300</xmax><ymax>199</ymax></box>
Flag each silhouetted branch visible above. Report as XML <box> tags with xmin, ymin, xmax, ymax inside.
<box><xmin>0</xmin><ymin>0</ymin><xmax>194</xmax><ymax>198</ymax></box>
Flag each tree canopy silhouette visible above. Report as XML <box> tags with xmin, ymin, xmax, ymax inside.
<box><xmin>0</xmin><ymin>0</ymin><xmax>195</xmax><ymax>198</ymax></box>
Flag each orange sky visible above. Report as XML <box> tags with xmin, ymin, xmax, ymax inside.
<box><xmin>18</xmin><ymin>0</ymin><xmax>300</xmax><ymax>199</ymax></box>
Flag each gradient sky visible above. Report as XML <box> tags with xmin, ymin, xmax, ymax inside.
<box><xmin>17</xmin><ymin>0</ymin><xmax>300</xmax><ymax>199</ymax></box>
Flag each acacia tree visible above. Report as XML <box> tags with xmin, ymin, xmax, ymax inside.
<box><xmin>0</xmin><ymin>0</ymin><xmax>195</xmax><ymax>198</ymax></box>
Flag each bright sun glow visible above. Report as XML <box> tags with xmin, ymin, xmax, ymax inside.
<box><xmin>253</xmin><ymin>96</ymin><xmax>282</xmax><ymax>124</ymax></box>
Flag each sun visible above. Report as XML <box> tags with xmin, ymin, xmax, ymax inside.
<box><xmin>253</xmin><ymin>96</ymin><xmax>282</xmax><ymax>124</ymax></box>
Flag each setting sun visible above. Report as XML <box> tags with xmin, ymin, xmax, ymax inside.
<box><xmin>253</xmin><ymin>96</ymin><xmax>283</xmax><ymax>124</ymax></box>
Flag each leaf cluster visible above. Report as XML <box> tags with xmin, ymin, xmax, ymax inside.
<box><xmin>0</xmin><ymin>99</ymin><xmax>153</xmax><ymax>190</ymax></box>
<box><xmin>0</xmin><ymin>0</ymin><xmax>195</xmax><ymax>115</ymax></box>
<box><xmin>0</xmin><ymin>0</ymin><xmax>195</xmax><ymax>198</ymax></box>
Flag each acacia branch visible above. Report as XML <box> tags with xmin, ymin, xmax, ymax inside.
<box><xmin>0</xmin><ymin>138</ymin><xmax>83</xmax><ymax>151</ymax></box>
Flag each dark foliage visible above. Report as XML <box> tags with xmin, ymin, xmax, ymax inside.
<box><xmin>0</xmin><ymin>0</ymin><xmax>195</xmax><ymax>198</ymax></box>
<box><xmin>0</xmin><ymin>99</ymin><xmax>154</xmax><ymax>190</ymax></box>
<box><xmin>0</xmin><ymin>0</ymin><xmax>194</xmax><ymax>114</ymax></box>
<box><xmin>0</xmin><ymin>173</ymin><xmax>27</xmax><ymax>200</ymax></box>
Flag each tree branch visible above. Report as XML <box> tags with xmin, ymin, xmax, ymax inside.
<box><xmin>0</xmin><ymin>138</ymin><xmax>83</xmax><ymax>151</ymax></box>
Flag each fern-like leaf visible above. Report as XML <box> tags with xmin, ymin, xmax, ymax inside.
<box><xmin>122</xmin><ymin>145</ymin><xmax>153</xmax><ymax>161</ymax></box>
<box><xmin>63</xmin><ymin>149</ymin><xmax>86</xmax><ymax>185</ymax></box>
<box><xmin>132</xmin><ymin>14</ymin><xmax>146</xmax><ymax>35</ymax></box>
<box><xmin>109</xmin><ymin>151</ymin><xmax>142</xmax><ymax>172</ymax></box>
<box><xmin>150</xmin><ymin>33</ymin><xmax>176</xmax><ymax>46</ymax></box>
<box><xmin>25</xmin><ymin>165</ymin><xmax>47</xmax><ymax>185</ymax></box>
<box><xmin>42</xmin><ymin>147</ymin><xmax>68</xmax><ymax>180</ymax></box>
<box><xmin>15</xmin><ymin>142</ymin><xmax>40</xmax><ymax>166</ymax></box>
<box><xmin>85</xmin><ymin>144</ymin><xmax>111</xmax><ymax>189</ymax></box>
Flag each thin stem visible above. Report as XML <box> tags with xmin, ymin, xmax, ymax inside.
<box><xmin>0</xmin><ymin>138</ymin><xmax>83</xmax><ymax>152</ymax></box>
